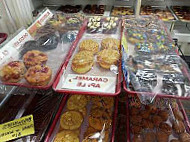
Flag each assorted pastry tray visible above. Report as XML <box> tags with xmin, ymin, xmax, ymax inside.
<box><xmin>110</xmin><ymin>6</ymin><xmax>134</xmax><ymax>17</ymax></box>
<box><xmin>53</xmin><ymin>17</ymin><xmax>122</xmax><ymax>96</ymax></box>
<box><xmin>45</xmin><ymin>95</ymin><xmax>118</xmax><ymax>142</ymax></box>
<box><xmin>83</xmin><ymin>5</ymin><xmax>106</xmax><ymax>16</ymax></box>
<box><xmin>126</xmin><ymin>95</ymin><xmax>190</xmax><ymax>142</ymax></box>
<box><xmin>0</xmin><ymin>15</ymin><xmax>83</xmax><ymax>89</ymax></box>
<box><xmin>140</xmin><ymin>6</ymin><xmax>176</xmax><ymax>22</ymax></box>
<box><xmin>57</xmin><ymin>5</ymin><xmax>82</xmax><ymax>13</ymax></box>
<box><xmin>171</xmin><ymin>6</ymin><xmax>190</xmax><ymax>22</ymax></box>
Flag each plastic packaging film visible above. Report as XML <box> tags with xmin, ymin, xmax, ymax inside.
<box><xmin>122</xmin><ymin>15</ymin><xmax>190</xmax><ymax>100</ymax></box>
<box><xmin>47</xmin><ymin>95</ymin><xmax>117</xmax><ymax>142</ymax></box>
<box><xmin>0</xmin><ymin>12</ymin><xmax>81</xmax><ymax>89</ymax></box>
<box><xmin>127</xmin><ymin>95</ymin><xmax>190</xmax><ymax>142</ymax></box>
<box><xmin>0</xmin><ymin>87</ymin><xmax>63</xmax><ymax>142</ymax></box>
<box><xmin>54</xmin><ymin>16</ymin><xmax>122</xmax><ymax>95</ymax></box>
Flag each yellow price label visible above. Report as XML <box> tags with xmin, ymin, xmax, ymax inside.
<box><xmin>0</xmin><ymin>115</ymin><xmax>35</xmax><ymax>142</ymax></box>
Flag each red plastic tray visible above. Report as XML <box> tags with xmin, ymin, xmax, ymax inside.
<box><xmin>0</xmin><ymin>33</ymin><xmax>8</xmax><ymax>44</ymax></box>
<box><xmin>126</xmin><ymin>96</ymin><xmax>190</xmax><ymax>142</ymax></box>
<box><xmin>44</xmin><ymin>95</ymin><xmax>119</xmax><ymax>142</ymax></box>
<box><xmin>52</xmin><ymin>21</ymin><xmax>122</xmax><ymax>96</ymax></box>
<box><xmin>0</xmin><ymin>23</ymin><xmax>87</xmax><ymax>90</ymax></box>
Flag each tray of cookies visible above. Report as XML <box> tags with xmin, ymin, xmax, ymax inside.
<box><xmin>83</xmin><ymin>5</ymin><xmax>106</xmax><ymax>16</ymax></box>
<box><xmin>171</xmin><ymin>6</ymin><xmax>190</xmax><ymax>22</ymax></box>
<box><xmin>57</xmin><ymin>5</ymin><xmax>82</xmax><ymax>14</ymax></box>
<box><xmin>53</xmin><ymin>17</ymin><xmax>122</xmax><ymax>96</ymax></box>
<box><xmin>44</xmin><ymin>95</ymin><xmax>118</xmax><ymax>142</ymax></box>
<box><xmin>126</xmin><ymin>95</ymin><xmax>190</xmax><ymax>142</ymax></box>
<box><xmin>0</xmin><ymin>21</ymin><xmax>86</xmax><ymax>89</ymax></box>
<box><xmin>111</xmin><ymin>6</ymin><xmax>134</xmax><ymax>17</ymax></box>
<box><xmin>140</xmin><ymin>6</ymin><xmax>176</xmax><ymax>22</ymax></box>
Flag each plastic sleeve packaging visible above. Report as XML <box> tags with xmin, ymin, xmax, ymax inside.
<box><xmin>0</xmin><ymin>11</ymin><xmax>81</xmax><ymax>89</ymax></box>
<box><xmin>122</xmin><ymin>15</ymin><xmax>190</xmax><ymax>100</ymax></box>
<box><xmin>127</xmin><ymin>95</ymin><xmax>190</xmax><ymax>142</ymax></box>
<box><xmin>46</xmin><ymin>95</ymin><xmax>118</xmax><ymax>142</ymax></box>
<box><xmin>0</xmin><ymin>87</ymin><xmax>63</xmax><ymax>142</ymax></box>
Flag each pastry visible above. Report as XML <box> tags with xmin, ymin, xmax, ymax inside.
<box><xmin>79</xmin><ymin>39</ymin><xmax>99</xmax><ymax>54</ymax></box>
<box><xmin>130</xmin><ymin>107</ymin><xmax>139</xmax><ymax>116</ymax></box>
<box><xmin>102</xmin><ymin>17</ymin><xmax>119</xmax><ymax>34</ymax></box>
<box><xmin>173</xmin><ymin>110</ymin><xmax>184</xmax><ymax>121</ymax></box>
<box><xmin>144</xmin><ymin>132</ymin><xmax>156</xmax><ymax>142</ymax></box>
<box><xmin>87</xmin><ymin>17</ymin><xmax>102</xmax><ymax>33</ymax></box>
<box><xmin>141</xmin><ymin>119</ymin><xmax>154</xmax><ymax>129</ymax></box>
<box><xmin>101</xmin><ymin>38</ymin><xmax>120</xmax><ymax>50</ymax></box>
<box><xmin>78</xmin><ymin>107</ymin><xmax>87</xmax><ymax>117</ymax></box>
<box><xmin>130</xmin><ymin>115</ymin><xmax>142</xmax><ymax>125</ymax></box>
<box><xmin>152</xmin><ymin>115</ymin><xmax>163</xmax><ymax>127</ymax></box>
<box><xmin>180</xmin><ymin>132</ymin><xmax>190</xmax><ymax>142</ymax></box>
<box><xmin>71</xmin><ymin>51</ymin><xmax>94</xmax><ymax>74</ymax></box>
<box><xmin>140</xmin><ymin>110</ymin><xmax>150</xmax><ymax>119</ymax></box>
<box><xmin>97</xmin><ymin>49</ymin><xmax>120</xmax><ymax>69</ymax></box>
<box><xmin>23</xmin><ymin>50</ymin><xmax>48</xmax><ymax>68</ymax></box>
<box><xmin>24</xmin><ymin>65</ymin><xmax>52</xmax><ymax>86</ymax></box>
<box><xmin>67</xmin><ymin>95</ymin><xmax>87</xmax><ymax>110</ymax></box>
<box><xmin>0</xmin><ymin>61</ymin><xmax>25</xmax><ymax>83</ymax></box>
<box><xmin>131</xmin><ymin>125</ymin><xmax>142</xmax><ymax>134</ymax></box>
<box><xmin>158</xmin><ymin>110</ymin><xmax>169</xmax><ymax>121</ymax></box>
<box><xmin>172</xmin><ymin>121</ymin><xmax>185</xmax><ymax>134</ymax></box>
<box><xmin>159</xmin><ymin>122</ymin><xmax>172</xmax><ymax>135</ymax></box>
<box><xmin>54</xmin><ymin>130</ymin><xmax>79</xmax><ymax>142</ymax></box>
<box><xmin>156</xmin><ymin>131</ymin><xmax>169</xmax><ymax>142</ymax></box>
<box><xmin>132</xmin><ymin>135</ymin><xmax>143</xmax><ymax>142</ymax></box>
<box><xmin>89</xmin><ymin>108</ymin><xmax>112</xmax><ymax>130</ymax></box>
<box><xmin>92</xmin><ymin>96</ymin><xmax>114</xmax><ymax>109</ymax></box>
<box><xmin>60</xmin><ymin>111</ymin><xmax>83</xmax><ymax>130</ymax></box>
<box><xmin>84</xmin><ymin>127</ymin><xmax>97</xmax><ymax>137</ymax></box>
<box><xmin>145</xmin><ymin>104</ymin><xmax>157</xmax><ymax>114</ymax></box>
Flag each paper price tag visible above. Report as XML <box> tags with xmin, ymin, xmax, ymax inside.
<box><xmin>62</xmin><ymin>74</ymin><xmax>116</xmax><ymax>93</ymax></box>
<box><xmin>0</xmin><ymin>115</ymin><xmax>35</xmax><ymax>142</ymax></box>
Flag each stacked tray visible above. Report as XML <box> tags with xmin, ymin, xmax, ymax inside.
<box><xmin>111</xmin><ymin>6</ymin><xmax>134</xmax><ymax>17</ymax></box>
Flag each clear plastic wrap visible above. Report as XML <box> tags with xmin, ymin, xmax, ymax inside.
<box><xmin>0</xmin><ymin>87</ymin><xmax>63</xmax><ymax>142</ymax></box>
<box><xmin>45</xmin><ymin>95</ymin><xmax>118</xmax><ymax>142</ymax></box>
<box><xmin>127</xmin><ymin>95</ymin><xmax>190</xmax><ymax>142</ymax></box>
<box><xmin>54</xmin><ymin>17</ymin><xmax>122</xmax><ymax>95</ymax></box>
<box><xmin>122</xmin><ymin>15</ymin><xmax>190</xmax><ymax>99</ymax></box>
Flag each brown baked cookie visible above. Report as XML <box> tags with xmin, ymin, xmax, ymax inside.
<box><xmin>172</xmin><ymin>121</ymin><xmax>185</xmax><ymax>134</ymax></box>
<box><xmin>101</xmin><ymin>38</ymin><xmax>120</xmax><ymax>50</ymax></box>
<box><xmin>159</xmin><ymin>122</ymin><xmax>172</xmax><ymax>135</ymax></box>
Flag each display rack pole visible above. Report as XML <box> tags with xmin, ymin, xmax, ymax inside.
<box><xmin>135</xmin><ymin>0</ymin><xmax>141</xmax><ymax>17</ymax></box>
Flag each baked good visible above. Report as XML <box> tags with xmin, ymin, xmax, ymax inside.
<box><xmin>72</xmin><ymin>51</ymin><xmax>94</xmax><ymax>74</ymax></box>
<box><xmin>145</xmin><ymin>104</ymin><xmax>157</xmax><ymax>114</ymax></box>
<box><xmin>92</xmin><ymin>96</ymin><xmax>114</xmax><ymax>109</ymax></box>
<box><xmin>156</xmin><ymin>131</ymin><xmax>169</xmax><ymax>142</ymax></box>
<box><xmin>78</xmin><ymin>107</ymin><xmax>87</xmax><ymax>117</ymax></box>
<box><xmin>54</xmin><ymin>130</ymin><xmax>79</xmax><ymax>142</ymax></box>
<box><xmin>0</xmin><ymin>61</ymin><xmax>25</xmax><ymax>83</ymax></box>
<box><xmin>180</xmin><ymin>132</ymin><xmax>190</xmax><ymax>142</ymax></box>
<box><xmin>140</xmin><ymin>110</ymin><xmax>150</xmax><ymax>119</ymax></box>
<box><xmin>89</xmin><ymin>108</ymin><xmax>112</xmax><ymax>130</ymax></box>
<box><xmin>60</xmin><ymin>111</ymin><xmax>83</xmax><ymax>130</ymax></box>
<box><xmin>152</xmin><ymin>115</ymin><xmax>163</xmax><ymax>127</ymax></box>
<box><xmin>23</xmin><ymin>50</ymin><xmax>48</xmax><ymax>68</ymax></box>
<box><xmin>131</xmin><ymin>115</ymin><xmax>142</xmax><ymax>125</ymax></box>
<box><xmin>144</xmin><ymin>132</ymin><xmax>156</xmax><ymax>142</ymax></box>
<box><xmin>132</xmin><ymin>135</ymin><xmax>143</xmax><ymax>142</ymax></box>
<box><xmin>172</xmin><ymin>121</ymin><xmax>185</xmax><ymax>134</ymax></box>
<box><xmin>67</xmin><ymin>95</ymin><xmax>87</xmax><ymax>110</ymax></box>
<box><xmin>79</xmin><ymin>39</ymin><xmax>99</xmax><ymax>54</ymax></box>
<box><xmin>97</xmin><ymin>49</ymin><xmax>120</xmax><ymax>69</ymax></box>
<box><xmin>158</xmin><ymin>110</ymin><xmax>169</xmax><ymax>121</ymax></box>
<box><xmin>24</xmin><ymin>65</ymin><xmax>52</xmax><ymax>86</ymax></box>
<box><xmin>141</xmin><ymin>119</ymin><xmax>154</xmax><ymax>129</ymax></box>
<box><xmin>84</xmin><ymin>127</ymin><xmax>97</xmax><ymax>137</ymax></box>
<box><xmin>170</xmin><ymin>139</ymin><xmax>180</xmax><ymax>142</ymax></box>
<box><xmin>101</xmin><ymin>38</ymin><xmax>120</xmax><ymax>50</ymax></box>
<box><xmin>87</xmin><ymin>17</ymin><xmax>102</xmax><ymax>33</ymax></box>
<box><xmin>131</xmin><ymin>125</ymin><xmax>142</xmax><ymax>134</ymax></box>
<box><xmin>159</xmin><ymin>122</ymin><xmax>172</xmax><ymax>135</ymax></box>
<box><xmin>130</xmin><ymin>107</ymin><xmax>139</xmax><ymax>116</ymax></box>
<box><xmin>173</xmin><ymin>110</ymin><xmax>184</xmax><ymax>121</ymax></box>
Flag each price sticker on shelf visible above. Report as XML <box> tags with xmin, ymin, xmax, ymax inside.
<box><xmin>0</xmin><ymin>115</ymin><xmax>35</xmax><ymax>142</ymax></box>
<box><xmin>62</xmin><ymin>74</ymin><xmax>116</xmax><ymax>93</ymax></box>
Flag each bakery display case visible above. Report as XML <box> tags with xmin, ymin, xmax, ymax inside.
<box><xmin>0</xmin><ymin>0</ymin><xmax>190</xmax><ymax>142</ymax></box>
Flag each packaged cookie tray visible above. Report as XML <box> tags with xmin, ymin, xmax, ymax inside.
<box><xmin>52</xmin><ymin>20</ymin><xmax>122</xmax><ymax>96</ymax></box>
<box><xmin>110</xmin><ymin>6</ymin><xmax>134</xmax><ymax>17</ymax></box>
<box><xmin>0</xmin><ymin>23</ymin><xmax>86</xmax><ymax>89</ymax></box>
<box><xmin>171</xmin><ymin>6</ymin><xmax>190</xmax><ymax>22</ymax></box>
<box><xmin>140</xmin><ymin>6</ymin><xmax>176</xmax><ymax>22</ymax></box>
<box><xmin>126</xmin><ymin>95</ymin><xmax>190</xmax><ymax>142</ymax></box>
<box><xmin>44</xmin><ymin>95</ymin><xmax>118</xmax><ymax>142</ymax></box>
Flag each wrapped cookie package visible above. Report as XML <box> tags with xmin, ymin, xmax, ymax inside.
<box><xmin>127</xmin><ymin>95</ymin><xmax>190</xmax><ymax>142</ymax></box>
<box><xmin>122</xmin><ymin>15</ymin><xmax>190</xmax><ymax>98</ymax></box>
<box><xmin>53</xmin><ymin>16</ymin><xmax>122</xmax><ymax>95</ymax></box>
<box><xmin>0</xmin><ymin>12</ymin><xmax>81</xmax><ymax>89</ymax></box>
<box><xmin>46</xmin><ymin>95</ymin><xmax>118</xmax><ymax>142</ymax></box>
